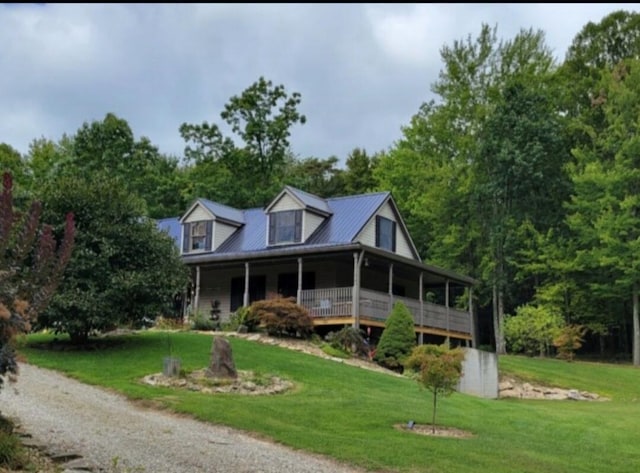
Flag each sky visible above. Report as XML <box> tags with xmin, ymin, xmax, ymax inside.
<box><xmin>1</xmin><ymin>3</ymin><xmax>637</xmax><ymax>166</ymax></box>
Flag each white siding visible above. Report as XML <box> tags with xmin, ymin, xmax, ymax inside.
<box><xmin>214</xmin><ymin>222</ymin><xmax>237</xmax><ymax>250</ymax></box>
<box><xmin>184</xmin><ymin>204</ymin><xmax>212</xmax><ymax>223</ymax></box>
<box><xmin>356</xmin><ymin>201</ymin><xmax>416</xmax><ymax>260</ymax></box>
<box><xmin>304</xmin><ymin>211</ymin><xmax>325</xmax><ymax>240</ymax></box>
<box><xmin>270</xmin><ymin>193</ymin><xmax>302</xmax><ymax>212</ymax></box>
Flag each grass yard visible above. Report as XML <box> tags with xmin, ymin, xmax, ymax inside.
<box><xmin>16</xmin><ymin>330</ymin><xmax>640</xmax><ymax>473</ymax></box>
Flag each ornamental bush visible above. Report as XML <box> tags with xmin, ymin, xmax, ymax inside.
<box><xmin>248</xmin><ymin>296</ymin><xmax>313</xmax><ymax>339</ymax></box>
<box><xmin>373</xmin><ymin>301</ymin><xmax>416</xmax><ymax>372</ymax></box>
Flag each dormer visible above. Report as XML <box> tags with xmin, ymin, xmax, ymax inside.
<box><xmin>179</xmin><ymin>199</ymin><xmax>244</xmax><ymax>254</ymax></box>
<box><xmin>264</xmin><ymin>186</ymin><xmax>332</xmax><ymax>246</ymax></box>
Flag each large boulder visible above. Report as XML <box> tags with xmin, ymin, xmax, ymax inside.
<box><xmin>206</xmin><ymin>336</ymin><xmax>238</xmax><ymax>379</ymax></box>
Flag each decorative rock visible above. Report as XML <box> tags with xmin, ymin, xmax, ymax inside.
<box><xmin>206</xmin><ymin>336</ymin><xmax>238</xmax><ymax>379</ymax></box>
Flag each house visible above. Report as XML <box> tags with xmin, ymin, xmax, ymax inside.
<box><xmin>157</xmin><ymin>186</ymin><xmax>478</xmax><ymax>347</ymax></box>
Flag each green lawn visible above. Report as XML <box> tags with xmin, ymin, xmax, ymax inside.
<box><xmin>17</xmin><ymin>331</ymin><xmax>640</xmax><ymax>473</ymax></box>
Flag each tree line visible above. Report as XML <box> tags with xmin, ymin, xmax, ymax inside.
<box><xmin>2</xmin><ymin>10</ymin><xmax>640</xmax><ymax>362</ymax></box>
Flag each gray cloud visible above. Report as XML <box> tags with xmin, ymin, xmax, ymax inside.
<box><xmin>0</xmin><ymin>3</ymin><xmax>635</xmax><ymax>164</ymax></box>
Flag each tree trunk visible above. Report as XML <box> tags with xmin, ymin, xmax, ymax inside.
<box><xmin>69</xmin><ymin>330</ymin><xmax>89</xmax><ymax>345</ymax></box>
<box><xmin>493</xmin><ymin>284</ymin><xmax>506</xmax><ymax>355</ymax></box>
<box><xmin>432</xmin><ymin>390</ymin><xmax>437</xmax><ymax>434</ymax></box>
<box><xmin>633</xmin><ymin>283</ymin><xmax>639</xmax><ymax>366</ymax></box>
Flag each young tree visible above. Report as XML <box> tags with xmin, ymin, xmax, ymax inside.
<box><xmin>373</xmin><ymin>301</ymin><xmax>416</xmax><ymax>371</ymax></box>
<box><xmin>404</xmin><ymin>344</ymin><xmax>465</xmax><ymax>433</ymax></box>
<box><xmin>37</xmin><ymin>174</ymin><xmax>189</xmax><ymax>344</ymax></box>
<box><xmin>0</xmin><ymin>172</ymin><xmax>75</xmax><ymax>389</ymax></box>
<box><xmin>180</xmin><ymin>76</ymin><xmax>307</xmax><ymax>208</ymax></box>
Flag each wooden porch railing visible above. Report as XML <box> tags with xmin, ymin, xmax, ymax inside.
<box><xmin>299</xmin><ymin>287</ymin><xmax>471</xmax><ymax>335</ymax></box>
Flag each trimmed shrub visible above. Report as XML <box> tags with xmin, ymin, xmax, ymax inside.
<box><xmin>248</xmin><ymin>296</ymin><xmax>313</xmax><ymax>338</ymax></box>
<box><xmin>326</xmin><ymin>326</ymin><xmax>368</xmax><ymax>356</ymax></box>
<box><xmin>373</xmin><ymin>301</ymin><xmax>416</xmax><ymax>371</ymax></box>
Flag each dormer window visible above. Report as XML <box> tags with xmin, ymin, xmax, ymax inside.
<box><xmin>182</xmin><ymin>220</ymin><xmax>212</xmax><ymax>253</ymax></box>
<box><xmin>269</xmin><ymin>210</ymin><xmax>302</xmax><ymax>245</ymax></box>
<box><xmin>191</xmin><ymin>221</ymin><xmax>207</xmax><ymax>250</ymax></box>
<box><xmin>376</xmin><ymin>215</ymin><xmax>396</xmax><ymax>252</ymax></box>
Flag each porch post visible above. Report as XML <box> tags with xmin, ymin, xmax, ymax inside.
<box><xmin>469</xmin><ymin>286</ymin><xmax>476</xmax><ymax>348</ymax></box>
<box><xmin>194</xmin><ymin>266</ymin><xmax>201</xmax><ymax>315</ymax></box>
<box><xmin>353</xmin><ymin>251</ymin><xmax>363</xmax><ymax>329</ymax></box>
<box><xmin>243</xmin><ymin>262</ymin><xmax>250</xmax><ymax>307</ymax></box>
<box><xmin>297</xmin><ymin>257</ymin><xmax>303</xmax><ymax>305</ymax></box>
<box><xmin>419</xmin><ymin>272</ymin><xmax>424</xmax><ymax>345</ymax></box>
<box><xmin>388</xmin><ymin>263</ymin><xmax>394</xmax><ymax>308</ymax></box>
<box><xmin>445</xmin><ymin>279</ymin><xmax>450</xmax><ymax>345</ymax></box>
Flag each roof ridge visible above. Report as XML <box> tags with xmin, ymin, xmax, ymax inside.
<box><xmin>327</xmin><ymin>191</ymin><xmax>389</xmax><ymax>202</ymax></box>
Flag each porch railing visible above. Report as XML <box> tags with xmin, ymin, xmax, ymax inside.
<box><xmin>299</xmin><ymin>287</ymin><xmax>471</xmax><ymax>335</ymax></box>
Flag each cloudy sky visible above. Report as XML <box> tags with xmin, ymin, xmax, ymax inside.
<box><xmin>1</xmin><ymin>3</ymin><xmax>636</xmax><ymax>166</ymax></box>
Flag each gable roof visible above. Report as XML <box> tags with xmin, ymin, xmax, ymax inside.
<box><xmin>265</xmin><ymin>185</ymin><xmax>332</xmax><ymax>216</ymax></box>
<box><xmin>179</xmin><ymin>198</ymin><xmax>244</xmax><ymax>225</ymax></box>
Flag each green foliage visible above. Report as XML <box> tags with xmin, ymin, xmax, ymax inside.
<box><xmin>37</xmin><ymin>174</ymin><xmax>189</xmax><ymax>344</ymax></box>
<box><xmin>248</xmin><ymin>297</ymin><xmax>313</xmax><ymax>339</ymax></box>
<box><xmin>373</xmin><ymin>301</ymin><xmax>416</xmax><ymax>371</ymax></box>
<box><xmin>190</xmin><ymin>310</ymin><xmax>217</xmax><ymax>331</ymax></box>
<box><xmin>180</xmin><ymin>76</ymin><xmax>306</xmax><ymax>208</ymax></box>
<box><xmin>553</xmin><ymin>324</ymin><xmax>588</xmax><ymax>361</ymax></box>
<box><xmin>222</xmin><ymin>306</ymin><xmax>255</xmax><ymax>332</ymax></box>
<box><xmin>325</xmin><ymin>326</ymin><xmax>368</xmax><ymax>356</ymax></box>
<box><xmin>504</xmin><ymin>304</ymin><xmax>564</xmax><ymax>357</ymax></box>
<box><xmin>404</xmin><ymin>343</ymin><xmax>465</xmax><ymax>432</ymax></box>
<box><xmin>0</xmin><ymin>172</ymin><xmax>75</xmax><ymax>390</ymax></box>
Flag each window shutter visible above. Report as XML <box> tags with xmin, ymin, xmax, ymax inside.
<box><xmin>375</xmin><ymin>215</ymin><xmax>381</xmax><ymax>247</ymax></box>
<box><xmin>205</xmin><ymin>221</ymin><xmax>213</xmax><ymax>250</ymax></box>
<box><xmin>294</xmin><ymin>210</ymin><xmax>302</xmax><ymax>242</ymax></box>
<box><xmin>268</xmin><ymin>214</ymin><xmax>276</xmax><ymax>245</ymax></box>
<box><xmin>391</xmin><ymin>221</ymin><xmax>397</xmax><ymax>252</ymax></box>
<box><xmin>182</xmin><ymin>223</ymin><xmax>191</xmax><ymax>252</ymax></box>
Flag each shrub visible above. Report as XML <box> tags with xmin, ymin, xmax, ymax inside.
<box><xmin>0</xmin><ymin>416</ymin><xmax>25</xmax><ymax>469</ymax></box>
<box><xmin>553</xmin><ymin>324</ymin><xmax>587</xmax><ymax>361</ymax></box>
<box><xmin>326</xmin><ymin>326</ymin><xmax>368</xmax><ymax>356</ymax></box>
<box><xmin>190</xmin><ymin>310</ymin><xmax>217</xmax><ymax>331</ymax></box>
<box><xmin>373</xmin><ymin>301</ymin><xmax>416</xmax><ymax>372</ymax></box>
<box><xmin>504</xmin><ymin>304</ymin><xmax>563</xmax><ymax>357</ymax></box>
<box><xmin>248</xmin><ymin>297</ymin><xmax>313</xmax><ymax>338</ymax></box>
<box><xmin>404</xmin><ymin>344</ymin><xmax>465</xmax><ymax>433</ymax></box>
<box><xmin>223</xmin><ymin>306</ymin><xmax>257</xmax><ymax>332</ymax></box>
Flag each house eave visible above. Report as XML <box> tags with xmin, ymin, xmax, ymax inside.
<box><xmin>181</xmin><ymin>242</ymin><xmax>478</xmax><ymax>286</ymax></box>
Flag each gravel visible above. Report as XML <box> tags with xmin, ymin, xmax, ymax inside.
<box><xmin>0</xmin><ymin>363</ymin><xmax>368</xmax><ymax>473</ymax></box>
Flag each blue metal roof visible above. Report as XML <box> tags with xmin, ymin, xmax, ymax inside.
<box><xmin>158</xmin><ymin>191</ymin><xmax>391</xmax><ymax>255</ymax></box>
<box><xmin>157</xmin><ymin>217</ymin><xmax>182</xmax><ymax>244</ymax></box>
<box><xmin>285</xmin><ymin>186</ymin><xmax>332</xmax><ymax>214</ymax></box>
<box><xmin>199</xmin><ymin>198</ymin><xmax>244</xmax><ymax>224</ymax></box>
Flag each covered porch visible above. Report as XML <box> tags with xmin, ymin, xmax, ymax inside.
<box><xmin>186</xmin><ymin>245</ymin><xmax>477</xmax><ymax>346</ymax></box>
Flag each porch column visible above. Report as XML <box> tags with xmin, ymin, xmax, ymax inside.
<box><xmin>297</xmin><ymin>257</ymin><xmax>303</xmax><ymax>305</ymax></box>
<box><xmin>419</xmin><ymin>272</ymin><xmax>424</xmax><ymax>345</ymax></box>
<box><xmin>445</xmin><ymin>279</ymin><xmax>450</xmax><ymax>345</ymax></box>
<box><xmin>469</xmin><ymin>286</ymin><xmax>476</xmax><ymax>348</ymax></box>
<box><xmin>243</xmin><ymin>262</ymin><xmax>250</xmax><ymax>307</ymax></box>
<box><xmin>194</xmin><ymin>266</ymin><xmax>201</xmax><ymax>315</ymax></box>
<box><xmin>388</xmin><ymin>263</ymin><xmax>394</xmax><ymax>308</ymax></box>
<box><xmin>353</xmin><ymin>251</ymin><xmax>364</xmax><ymax>329</ymax></box>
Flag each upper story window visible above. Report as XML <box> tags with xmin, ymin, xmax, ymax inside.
<box><xmin>182</xmin><ymin>220</ymin><xmax>212</xmax><ymax>253</ymax></box>
<box><xmin>269</xmin><ymin>210</ymin><xmax>302</xmax><ymax>245</ymax></box>
<box><xmin>191</xmin><ymin>221</ymin><xmax>207</xmax><ymax>250</ymax></box>
<box><xmin>376</xmin><ymin>215</ymin><xmax>396</xmax><ymax>252</ymax></box>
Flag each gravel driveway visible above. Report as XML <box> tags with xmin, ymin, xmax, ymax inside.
<box><xmin>0</xmin><ymin>363</ymin><xmax>368</xmax><ymax>473</ymax></box>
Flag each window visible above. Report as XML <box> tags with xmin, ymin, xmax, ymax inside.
<box><xmin>375</xmin><ymin>216</ymin><xmax>396</xmax><ymax>252</ymax></box>
<box><xmin>191</xmin><ymin>221</ymin><xmax>207</xmax><ymax>250</ymax></box>
<box><xmin>182</xmin><ymin>221</ymin><xmax>212</xmax><ymax>253</ymax></box>
<box><xmin>269</xmin><ymin>210</ymin><xmax>302</xmax><ymax>245</ymax></box>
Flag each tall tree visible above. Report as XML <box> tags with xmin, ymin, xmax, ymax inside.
<box><xmin>283</xmin><ymin>156</ymin><xmax>345</xmax><ymax>197</ymax></box>
<box><xmin>567</xmin><ymin>59</ymin><xmax>640</xmax><ymax>365</ymax></box>
<box><xmin>474</xmin><ymin>79</ymin><xmax>571</xmax><ymax>354</ymax></box>
<box><xmin>180</xmin><ymin>77</ymin><xmax>307</xmax><ymax>208</ymax></box>
<box><xmin>343</xmin><ymin>148</ymin><xmax>379</xmax><ymax>195</ymax></box>
<box><xmin>37</xmin><ymin>174</ymin><xmax>189</xmax><ymax>344</ymax></box>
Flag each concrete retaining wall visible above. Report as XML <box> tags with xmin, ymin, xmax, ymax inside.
<box><xmin>456</xmin><ymin>347</ymin><xmax>498</xmax><ymax>399</ymax></box>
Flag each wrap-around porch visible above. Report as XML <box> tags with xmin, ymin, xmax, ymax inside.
<box><xmin>187</xmin><ymin>247</ymin><xmax>476</xmax><ymax>346</ymax></box>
